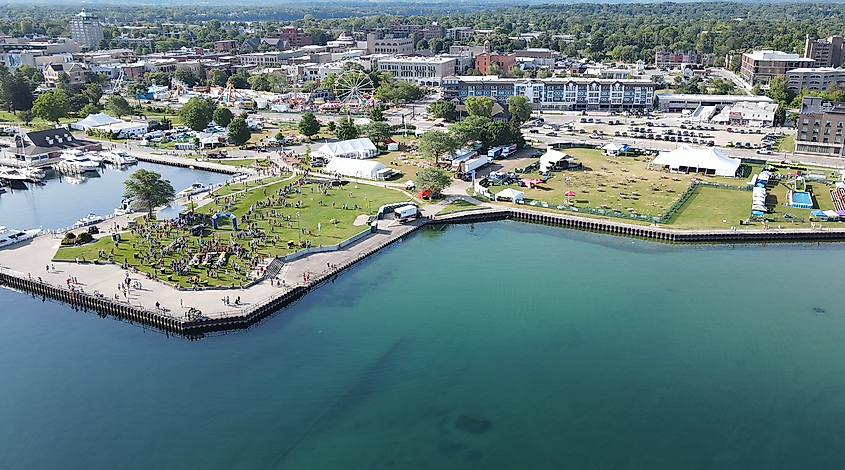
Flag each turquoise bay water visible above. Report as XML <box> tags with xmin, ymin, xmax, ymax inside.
<box><xmin>2</xmin><ymin>221</ymin><xmax>845</xmax><ymax>469</ymax></box>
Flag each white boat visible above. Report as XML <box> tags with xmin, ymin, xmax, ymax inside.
<box><xmin>60</xmin><ymin>151</ymin><xmax>100</xmax><ymax>172</ymax></box>
<box><xmin>101</xmin><ymin>150</ymin><xmax>138</xmax><ymax>165</ymax></box>
<box><xmin>0</xmin><ymin>226</ymin><xmax>40</xmax><ymax>248</ymax></box>
<box><xmin>0</xmin><ymin>167</ymin><xmax>29</xmax><ymax>181</ymax></box>
<box><xmin>21</xmin><ymin>167</ymin><xmax>45</xmax><ymax>182</ymax></box>
<box><xmin>115</xmin><ymin>150</ymin><xmax>137</xmax><ymax>164</ymax></box>
<box><xmin>176</xmin><ymin>181</ymin><xmax>209</xmax><ymax>198</ymax></box>
<box><xmin>72</xmin><ymin>213</ymin><xmax>104</xmax><ymax>228</ymax></box>
<box><xmin>85</xmin><ymin>152</ymin><xmax>105</xmax><ymax>164</ymax></box>
<box><xmin>113</xmin><ymin>196</ymin><xmax>134</xmax><ymax>216</ymax></box>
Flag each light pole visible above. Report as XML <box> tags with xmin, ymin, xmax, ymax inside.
<box><xmin>296</xmin><ymin>211</ymin><xmax>301</xmax><ymax>243</ymax></box>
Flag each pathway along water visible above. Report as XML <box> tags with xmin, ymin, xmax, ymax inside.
<box><xmin>2</xmin><ymin>221</ymin><xmax>845</xmax><ymax>469</ymax></box>
<box><xmin>0</xmin><ymin>162</ymin><xmax>230</xmax><ymax>230</ymax></box>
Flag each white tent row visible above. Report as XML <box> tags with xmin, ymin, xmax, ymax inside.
<box><xmin>71</xmin><ymin>113</ymin><xmax>122</xmax><ymax>131</ymax></box>
<box><xmin>316</xmin><ymin>138</ymin><xmax>379</xmax><ymax>160</ymax></box>
<box><xmin>651</xmin><ymin>145</ymin><xmax>741</xmax><ymax>177</ymax></box>
<box><xmin>324</xmin><ymin>157</ymin><xmax>392</xmax><ymax>180</ymax></box>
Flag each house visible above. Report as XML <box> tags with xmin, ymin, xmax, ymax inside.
<box><xmin>43</xmin><ymin>62</ymin><xmax>88</xmax><ymax>87</ymax></box>
<box><xmin>453</xmin><ymin>101</ymin><xmax>510</xmax><ymax>122</ymax></box>
<box><xmin>240</xmin><ymin>38</ymin><xmax>262</xmax><ymax>52</ymax></box>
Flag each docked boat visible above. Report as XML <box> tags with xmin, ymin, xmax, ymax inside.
<box><xmin>0</xmin><ymin>226</ymin><xmax>41</xmax><ymax>248</ymax></box>
<box><xmin>176</xmin><ymin>181</ymin><xmax>209</xmax><ymax>198</ymax></box>
<box><xmin>72</xmin><ymin>213</ymin><xmax>104</xmax><ymax>228</ymax></box>
<box><xmin>20</xmin><ymin>167</ymin><xmax>45</xmax><ymax>182</ymax></box>
<box><xmin>115</xmin><ymin>150</ymin><xmax>137</xmax><ymax>164</ymax></box>
<box><xmin>101</xmin><ymin>150</ymin><xmax>138</xmax><ymax>165</ymax></box>
<box><xmin>0</xmin><ymin>166</ymin><xmax>29</xmax><ymax>182</ymax></box>
<box><xmin>85</xmin><ymin>152</ymin><xmax>105</xmax><ymax>164</ymax></box>
<box><xmin>60</xmin><ymin>151</ymin><xmax>100</xmax><ymax>172</ymax></box>
<box><xmin>113</xmin><ymin>196</ymin><xmax>134</xmax><ymax>216</ymax></box>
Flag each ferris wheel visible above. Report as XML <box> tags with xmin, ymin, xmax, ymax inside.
<box><xmin>334</xmin><ymin>71</ymin><xmax>374</xmax><ymax>110</ymax></box>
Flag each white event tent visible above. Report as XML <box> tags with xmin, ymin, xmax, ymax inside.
<box><xmin>71</xmin><ymin>113</ymin><xmax>122</xmax><ymax>131</ymax></box>
<box><xmin>324</xmin><ymin>157</ymin><xmax>391</xmax><ymax>180</ymax></box>
<box><xmin>495</xmin><ymin>187</ymin><xmax>525</xmax><ymax>202</ymax></box>
<box><xmin>316</xmin><ymin>138</ymin><xmax>379</xmax><ymax>160</ymax></box>
<box><xmin>651</xmin><ymin>145</ymin><xmax>740</xmax><ymax>177</ymax></box>
<box><xmin>540</xmin><ymin>149</ymin><xmax>574</xmax><ymax>172</ymax></box>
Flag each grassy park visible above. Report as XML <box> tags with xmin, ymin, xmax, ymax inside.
<box><xmin>54</xmin><ymin>176</ymin><xmax>408</xmax><ymax>287</ymax></box>
<box><xmin>487</xmin><ymin>147</ymin><xmax>844</xmax><ymax>229</ymax></box>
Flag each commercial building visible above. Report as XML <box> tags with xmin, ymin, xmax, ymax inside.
<box><xmin>654</xmin><ymin>50</ymin><xmax>715</xmax><ymax>68</ymax></box>
<box><xmin>474</xmin><ymin>41</ymin><xmax>516</xmax><ymax>75</ymax></box>
<box><xmin>264</xmin><ymin>28</ymin><xmax>313</xmax><ymax>49</ymax></box>
<box><xmin>655</xmin><ymin>93</ymin><xmax>774</xmax><ymax>113</ymax></box>
<box><xmin>43</xmin><ymin>62</ymin><xmax>88</xmax><ymax>87</ymax></box>
<box><xmin>443</xmin><ymin>76</ymin><xmax>657</xmax><ymax>111</ymax></box>
<box><xmin>366</xmin><ymin>34</ymin><xmax>413</xmax><ymax>55</ymax></box>
<box><xmin>785</xmin><ymin>67</ymin><xmax>845</xmax><ymax>93</ymax></box>
<box><xmin>214</xmin><ymin>40</ymin><xmax>239</xmax><ymax>53</ymax></box>
<box><xmin>69</xmin><ymin>9</ymin><xmax>104</xmax><ymax>49</ymax></box>
<box><xmin>377</xmin><ymin>55</ymin><xmax>457</xmax><ymax>86</ymax></box>
<box><xmin>795</xmin><ymin>96</ymin><xmax>845</xmax><ymax>157</ymax></box>
<box><xmin>740</xmin><ymin>50</ymin><xmax>815</xmax><ymax>84</ymax></box>
<box><xmin>446</xmin><ymin>27</ymin><xmax>475</xmax><ymax>41</ymax></box>
<box><xmin>803</xmin><ymin>35</ymin><xmax>845</xmax><ymax>68</ymax></box>
<box><xmin>711</xmin><ymin>102</ymin><xmax>779</xmax><ymax>127</ymax></box>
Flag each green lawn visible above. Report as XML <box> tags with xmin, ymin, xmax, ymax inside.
<box><xmin>55</xmin><ymin>177</ymin><xmax>407</xmax><ymax>287</ymax></box>
<box><xmin>437</xmin><ymin>199</ymin><xmax>477</xmax><ymax>214</ymax></box>
<box><xmin>668</xmin><ymin>186</ymin><xmax>750</xmax><ymax>228</ymax></box>
<box><xmin>774</xmin><ymin>134</ymin><xmax>795</xmax><ymax>153</ymax></box>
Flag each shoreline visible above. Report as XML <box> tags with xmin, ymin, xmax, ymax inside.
<box><xmin>3</xmin><ymin>206</ymin><xmax>844</xmax><ymax>337</ymax></box>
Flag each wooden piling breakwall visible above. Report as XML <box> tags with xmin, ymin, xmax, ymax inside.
<box><xmin>431</xmin><ymin>207</ymin><xmax>845</xmax><ymax>243</ymax></box>
<box><xmin>134</xmin><ymin>154</ymin><xmax>252</xmax><ymax>175</ymax></box>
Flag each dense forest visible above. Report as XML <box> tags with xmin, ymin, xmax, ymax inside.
<box><xmin>5</xmin><ymin>3</ymin><xmax>845</xmax><ymax>63</ymax></box>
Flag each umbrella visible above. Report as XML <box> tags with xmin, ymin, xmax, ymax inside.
<box><xmin>565</xmin><ymin>191</ymin><xmax>577</xmax><ymax>196</ymax></box>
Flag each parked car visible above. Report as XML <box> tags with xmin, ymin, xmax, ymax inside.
<box><xmin>529</xmin><ymin>129</ymin><xmax>539</xmax><ymax>134</ymax></box>
<box><xmin>757</xmin><ymin>149</ymin><xmax>773</xmax><ymax>155</ymax></box>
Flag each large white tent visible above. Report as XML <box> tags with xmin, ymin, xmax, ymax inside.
<box><xmin>540</xmin><ymin>149</ymin><xmax>574</xmax><ymax>172</ymax></box>
<box><xmin>316</xmin><ymin>138</ymin><xmax>379</xmax><ymax>160</ymax></box>
<box><xmin>495</xmin><ymin>187</ymin><xmax>525</xmax><ymax>202</ymax></box>
<box><xmin>71</xmin><ymin>113</ymin><xmax>122</xmax><ymax>131</ymax></box>
<box><xmin>324</xmin><ymin>157</ymin><xmax>390</xmax><ymax>180</ymax></box>
<box><xmin>651</xmin><ymin>145</ymin><xmax>741</xmax><ymax>177</ymax></box>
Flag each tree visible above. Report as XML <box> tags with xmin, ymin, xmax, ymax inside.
<box><xmin>18</xmin><ymin>110</ymin><xmax>33</xmax><ymax>125</ymax></box>
<box><xmin>368</xmin><ymin>107</ymin><xmax>385</xmax><ymax>122</ymax></box>
<box><xmin>107</xmin><ymin>95</ymin><xmax>132</xmax><ymax>119</ymax></box>
<box><xmin>174</xmin><ymin>68</ymin><xmax>197</xmax><ymax>88</ymax></box>
<box><xmin>417</xmin><ymin>130</ymin><xmax>458</xmax><ymax>160</ymax></box>
<box><xmin>228</xmin><ymin>72</ymin><xmax>250</xmax><ymax>89</ymax></box>
<box><xmin>319</xmin><ymin>74</ymin><xmax>337</xmax><ymax>90</ymax></box>
<box><xmin>450</xmin><ymin>115</ymin><xmax>491</xmax><ymax>145</ymax></box>
<box><xmin>325</xmin><ymin>121</ymin><xmax>337</xmax><ymax>132</ymax></box>
<box><xmin>465</xmin><ymin>96</ymin><xmax>494</xmax><ymax>118</ymax></box>
<box><xmin>208</xmin><ymin>69</ymin><xmax>229</xmax><ymax>88</ymax></box>
<box><xmin>80</xmin><ymin>103</ymin><xmax>101</xmax><ymax>117</ymax></box>
<box><xmin>427</xmin><ymin>100</ymin><xmax>456</xmax><ymax>120</ymax></box>
<box><xmin>414</xmin><ymin>167</ymin><xmax>452</xmax><ymax>197</ymax></box>
<box><xmin>336</xmin><ymin>118</ymin><xmax>359</xmax><ymax>141</ymax></box>
<box><xmin>213</xmin><ymin>107</ymin><xmax>233</xmax><ymax>127</ymax></box>
<box><xmin>124</xmin><ymin>169</ymin><xmax>176</xmax><ymax>219</ymax></box>
<box><xmin>31</xmin><ymin>90</ymin><xmax>70</xmax><ymax>125</ymax></box>
<box><xmin>487</xmin><ymin>64</ymin><xmax>503</xmax><ymax>76</ymax></box>
<box><xmin>1</xmin><ymin>76</ymin><xmax>34</xmax><ymax>112</ymax></box>
<box><xmin>248</xmin><ymin>73</ymin><xmax>272</xmax><ymax>92</ymax></box>
<box><xmin>506</xmin><ymin>95</ymin><xmax>532</xmax><ymax>124</ymax></box>
<box><xmin>127</xmin><ymin>82</ymin><xmax>148</xmax><ymax>106</ymax></box>
<box><xmin>766</xmin><ymin>76</ymin><xmax>792</xmax><ymax>104</ymax></box>
<box><xmin>179</xmin><ymin>97</ymin><xmax>215</xmax><ymax>131</ymax></box>
<box><xmin>228</xmin><ymin>117</ymin><xmax>251</xmax><ymax>146</ymax></box>
<box><xmin>361</xmin><ymin>121</ymin><xmax>392</xmax><ymax>146</ymax></box>
<box><xmin>297</xmin><ymin>112</ymin><xmax>320</xmax><ymax>140</ymax></box>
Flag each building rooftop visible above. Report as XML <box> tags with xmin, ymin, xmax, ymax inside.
<box><xmin>787</xmin><ymin>67</ymin><xmax>844</xmax><ymax>73</ymax></box>
<box><xmin>744</xmin><ymin>50</ymin><xmax>806</xmax><ymax>61</ymax></box>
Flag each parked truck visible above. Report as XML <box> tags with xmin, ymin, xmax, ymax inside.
<box><xmin>461</xmin><ymin>156</ymin><xmax>492</xmax><ymax>174</ymax></box>
<box><xmin>487</xmin><ymin>146</ymin><xmax>505</xmax><ymax>158</ymax></box>
<box><xmin>502</xmin><ymin>143</ymin><xmax>518</xmax><ymax>157</ymax></box>
<box><xmin>393</xmin><ymin>205</ymin><xmax>420</xmax><ymax>222</ymax></box>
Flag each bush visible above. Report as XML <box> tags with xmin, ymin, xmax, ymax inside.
<box><xmin>76</xmin><ymin>232</ymin><xmax>94</xmax><ymax>245</ymax></box>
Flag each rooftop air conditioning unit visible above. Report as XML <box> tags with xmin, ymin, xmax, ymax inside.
<box><xmin>57</xmin><ymin>137</ymin><xmax>63</xmax><ymax>143</ymax></box>
<box><xmin>47</xmin><ymin>138</ymin><xmax>54</xmax><ymax>145</ymax></box>
<box><xmin>66</xmin><ymin>136</ymin><xmax>73</xmax><ymax>141</ymax></box>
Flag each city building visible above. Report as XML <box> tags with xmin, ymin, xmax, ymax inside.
<box><xmin>474</xmin><ymin>41</ymin><xmax>516</xmax><ymax>75</ymax></box>
<box><xmin>654</xmin><ymin>50</ymin><xmax>716</xmax><ymax>68</ymax></box>
<box><xmin>711</xmin><ymin>101</ymin><xmax>779</xmax><ymax>127</ymax></box>
<box><xmin>263</xmin><ymin>28</ymin><xmax>313</xmax><ymax>50</ymax></box>
<box><xmin>655</xmin><ymin>93</ymin><xmax>774</xmax><ymax>113</ymax></box>
<box><xmin>803</xmin><ymin>35</ymin><xmax>845</xmax><ymax>68</ymax></box>
<box><xmin>214</xmin><ymin>40</ymin><xmax>239</xmax><ymax>53</ymax></box>
<box><xmin>795</xmin><ymin>96</ymin><xmax>845</xmax><ymax>156</ymax></box>
<box><xmin>442</xmin><ymin>75</ymin><xmax>657</xmax><ymax>111</ymax></box>
<box><xmin>446</xmin><ymin>27</ymin><xmax>475</xmax><ymax>41</ymax></box>
<box><xmin>785</xmin><ymin>67</ymin><xmax>845</xmax><ymax>93</ymax></box>
<box><xmin>366</xmin><ymin>34</ymin><xmax>413</xmax><ymax>55</ymax></box>
<box><xmin>740</xmin><ymin>50</ymin><xmax>815</xmax><ymax>84</ymax></box>
<box><xmin>377</xmin><ymin>55</ymin><xmax>458</xmax><ymax>86</ymax></box>
<box><xmin>69</xmin><ymin>9</ymin><xmax>104</xmax><ymax>49</ymax></box>
<box><xmin>424</xmin><ymin>23</ymin><xmax>446</xmax><ymax>40</ymax></box>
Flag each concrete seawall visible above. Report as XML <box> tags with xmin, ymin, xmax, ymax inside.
<box><xmin>4</xmin><ymin>208</ymin><xmax>843</xmax><ymax>338</ymax></box>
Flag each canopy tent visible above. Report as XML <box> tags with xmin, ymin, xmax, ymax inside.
<box><xmin>602</xmin><ymin>143</ymin><xmax>629</xmax><ymax>156</ymax></box>
<box><xmin>324</xmin><ymin>157</ymin><xmax>389</xmax><ymax>180</ymax></box>
<box><xmin>71</xmin><ymin>113</ymin><xmax>122</xmax><ymax>131</ymax></box>
<box><xmin>495</xmin><ymin>187</ymin><xmax>525</xmax><ymax>202</ymax></box>
<box><xmin>540</xmin><ymin>149</ymin><xmax>576</xmax><ymax>172</ymax></box>
<box><xmin>651</xmin><ymin>145</ymin><xmax>741</xmax><ymax>177</ymax></box>
<box><xmin>316</xmin><ymin>138</ymin><xmax>379</xmax><ymax>160</ymax></box>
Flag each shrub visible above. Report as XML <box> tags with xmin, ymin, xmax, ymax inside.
<box><xmin>76</xmin><ymin>232</ymin><xmax>94</xmax><ymax>245</ymax></box>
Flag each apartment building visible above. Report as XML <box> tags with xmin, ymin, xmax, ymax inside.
<box><xmin>69</xmin><ymin>10</ymin><xmax>103</xmax><ymax>49</ymax></box>
<box><xmin>803</xmin><ymin>35</ymin><xmax>845</xmax><ymax>68</ymax></box>
<box><xmin>366</xmin><ymin>34</ymin><xmax>413</xmax><ymax>55</ymax></box>
<box><xmin>377</xmin><ymin>55</ymin><xmax>457</xmax><ymax>86</ymax></box>
<box><xmin>654</xmin><ymin>50</ymin><xmax>716</xmax><ymax>68</ymax></box>
<box><xmin>785</xmin><ymin>67</ymin><xmax>845</xmax><ymax>93</ymax></box>
<box><xmin>796</xmin><ymin>96</ymin><xmax>845</xmax><ymax>156</ymax></box>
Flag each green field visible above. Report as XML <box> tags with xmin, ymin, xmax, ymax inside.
<box><xmin>55</xmin><ymin>177</ymin><xmax>407</xmax><ymax>287</ymax></box>
<box><xmin>437</xmin><ymin>199</ymin><xmax>477</xmax><ymax>214</ymax></box>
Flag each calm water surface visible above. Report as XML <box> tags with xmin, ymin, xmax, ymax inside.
<box><xmin>1</xmin><ymin>221</ymin><xmax>845</xmax><ymax>469</ymax></box>
<box><xmin>0</xmin><ymin>162</ymin><xmax>229</xmax><ymax>230</ymax></box>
